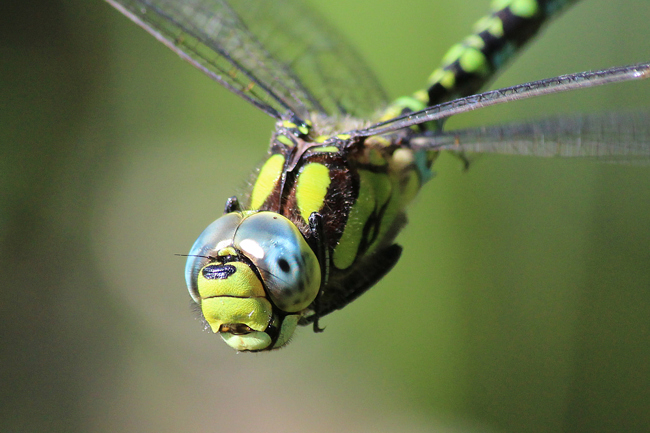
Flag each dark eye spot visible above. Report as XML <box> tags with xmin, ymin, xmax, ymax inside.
<box><xmin>278</xmin><ymin>258</ymin><xmax>291</xmax><ymax>273</ymax></box>
<box><xmin>203</xmin><ymin>264</ymin><xmax>236</xmax><ymax>280</ymax></box>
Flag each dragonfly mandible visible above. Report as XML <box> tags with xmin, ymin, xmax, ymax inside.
<box><xmin>104</xmin><ymin>0</ymin><xmax>650</xmax><ymax>351</ymax></box>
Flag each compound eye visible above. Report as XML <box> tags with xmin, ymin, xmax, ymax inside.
<box><xmin>184</xmin><ymin>213</ymin><xmax>243</xmax><ymax>303</ymax></box>
<box><xmin>235</xmin><ymin>212</ymin><xmax>321</xmax><ymax>312</ymax></box>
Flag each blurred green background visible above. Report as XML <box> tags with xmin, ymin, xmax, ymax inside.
<box><xmin>2</xmin><ymin>0</ymin><xmax>649</xmax><ymax>432</ymax></box>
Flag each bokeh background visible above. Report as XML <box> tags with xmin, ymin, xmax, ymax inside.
<box><xmin>3</xmin><ymin>0</ymin><xmax>650</xmax><ymax>432</ymax></box>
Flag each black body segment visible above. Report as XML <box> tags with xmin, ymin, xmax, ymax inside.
<box><xmin>427</xmin><ymin>0</ymin><xmax>579</xmax><ymax>105</ymax></box>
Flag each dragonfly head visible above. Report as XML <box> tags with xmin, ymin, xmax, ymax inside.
<box><xmin>185</xmin><ymin>211</ymin><xmax>321</xmax><ymax>351</ymax></box>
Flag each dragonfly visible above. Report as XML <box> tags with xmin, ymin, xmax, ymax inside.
<box><xmin>105</xmin><ymin>0</ymin><xmax>650</xmax><ymax>352</ymax></box>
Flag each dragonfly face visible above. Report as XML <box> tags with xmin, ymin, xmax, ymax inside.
<box><xmin>185</xmin><ymin>211</ymin><xmax>321</xmax><ymax>351</ymax></box>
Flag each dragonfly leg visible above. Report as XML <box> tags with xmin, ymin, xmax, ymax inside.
<box><xmin>308</xmin><ymin>212</ymin><xmax>329</xmax><ymax>333</ymax></box>
<box><xmin>450</xmin><ymin>151</ymin><xmax>472</xmax><ymax>171</ymax></box>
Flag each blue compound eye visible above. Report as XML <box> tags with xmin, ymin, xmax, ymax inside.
<box><xmin>235</xmin><ymin>212</ymin><xmax>321</xmax><ymax>313</ymax></box>
<box><xmin>184</xmin><ymin>213</ymin><xmax>243</xmax><ymax>303</ymax></box>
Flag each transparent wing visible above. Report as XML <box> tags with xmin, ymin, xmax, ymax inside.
<box><xmin>410</xmin><ymin>112</ymin><xmax>650</xmax><ymax>163</ymax></box>
<box><xmin>105</xmin><ymin>0</ymin><xmax>388</xmax><ymax>120</ymax></box>
<box><xmin>354</xmin><ymin>63</ymin><xmax>650</xmax><ymax>137</ymax></box>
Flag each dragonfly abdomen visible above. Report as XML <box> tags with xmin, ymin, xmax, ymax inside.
<box><xmin>382</xmin><ymin>0</ymin><xmax>578</xmax><ymax>124</ymax></box>
<box><xmin>428</xmin><ymin>0</ymin><xmax>578</xmax><ymax>105</ymax></box>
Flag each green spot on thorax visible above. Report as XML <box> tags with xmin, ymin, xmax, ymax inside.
<box><xmin>250</xmin><ymin>154</ymin><xmax>285</xmax><ymax>210</ymax></box>
<box><xmin>332</xmin><ymin>169</ymin><xmax>393</xmax><ymax>269</ymax></box>
<box><xmin>276</xmin><ymin>134</ymin><xmax>294</xmax><ymax>147</ymax></box>
<box><xmin>295</xmin><ymin>163</ymin><xmax>331</xmax><ymax>223</ymax></box>
<box><xmin>312</xmin><ymin>146</ymin><xmax>339</xmax><ymax>153</ymax></box>
<box><xmin>278</xmin><ymin>117</ymin><xmax>313</xmax><ymax>143</ymax></box>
